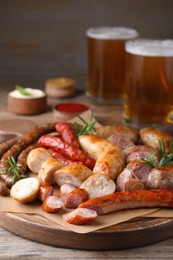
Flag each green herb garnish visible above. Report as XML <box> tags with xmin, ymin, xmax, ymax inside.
<box><xmin>16</xmin><ymin>85</ymin><xmax>31</xmax><ymax>96</ymax></box>
<box><xmin>141</xmin><ymin>152</ymin><xmax>158</xmax><ymax>168</ymax></box>
<box><xmin>141</xmin><ymin>138</ymin><xmax>173</xmax><ymax>168</ymax></box>
<box><xmin>73</xmin><ymin>114</ymin><xmax>97</xmax><ymax>136</ymax></box>
<box><xmin>1</xmin><ymin>156</ymin><xmax>28</xmax><ymax>185</ymax></box>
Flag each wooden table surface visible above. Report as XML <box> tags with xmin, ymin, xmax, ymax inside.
<box><xmin>1</xmin><ymin>83</ymin><xmax>173</xmax><ymax>259</ymax></box>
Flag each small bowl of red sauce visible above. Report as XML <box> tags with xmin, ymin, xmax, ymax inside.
<box><xmin>53</xmin><ymin>102</ymin><xmax>90</xmax><ymax>122</ymax></box>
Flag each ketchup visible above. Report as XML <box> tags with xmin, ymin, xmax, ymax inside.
<box><xmin>55</xmin><ymin>102</ymin><xmax>89</xmax><ymax>114</ymax></box>
<box><xmin>53</xmin><ymin>102</ymin><xmax>90</xmax><ymax>122</ymax></box>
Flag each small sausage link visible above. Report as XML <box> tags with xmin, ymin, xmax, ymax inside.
<box><xmin>55</xmin><ymin>122</ymin><xmax>79</xmax><ymax>148</ymax></box>
<box><xmin>38</xmin><ymin>135</ymin><xmax>95</xmax><ymax>169</ymax></box>
<box><xmin>38</xmin><ymin>184</ymin><xmax>54</xmax><ymax>202</ymax></box>
<box><xmin>64</xmin><ymin>188</ymin><xmax>89</xmax><ymax>209</ymax></box>
<box><xmin>48</xmin><ymin>148</ymin><xmax>83</xmax><ymax>166</ymax></box>
<box><xmin>63</xmin><ymin>208</ymin><xmax>97</xmax><ymax>225</ymax></box>
<box><xmin>42</xmin><ymin>196</ymin><xmax>63</xmax><ymax>213</ymax></box>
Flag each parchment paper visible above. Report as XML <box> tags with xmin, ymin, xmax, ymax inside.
<box><xmin>0</xmin><ymin>195</ymin><xmax>160</xmax><ymax>234</ymax></box>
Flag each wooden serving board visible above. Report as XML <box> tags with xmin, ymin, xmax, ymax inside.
<box><xmin>1</xmin><ymin>116</ymin><xmax>173</xmax><ymax>250</ymax></box>
<box><xmin>1</xmin><ymin>212</ymin><xmax>173</xmax><ymax>250</ymax></box>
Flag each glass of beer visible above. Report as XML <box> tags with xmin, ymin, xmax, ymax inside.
<box><xmin>124</xmin><ymin>39</ymin><xmax>173</xmax><ymax>126</ymax></box>
<box><xmin>86</xmin><ymin>27</ymin><xmax>139</xmax><ymax>104</ymax></box>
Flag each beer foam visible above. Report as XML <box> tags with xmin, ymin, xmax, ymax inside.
<box><xmin>126</xmin><ymin>39</ymin><xmax>173</xmax><ymax>56</ymax></box>
<box><xmin>86</xmin><ymin>27</ymin><xmax>138</xmax><ymax>40</ymax></box>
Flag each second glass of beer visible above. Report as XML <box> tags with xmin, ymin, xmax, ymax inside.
<box><xmin>86</xmin><ymin>26</ymin><xmax>139</xmax><ymax>104</ymax></box>
<box><xmin>124</xmin><ymin>39</ymin><xmax>173</xmax><ymax>126</ymax></box>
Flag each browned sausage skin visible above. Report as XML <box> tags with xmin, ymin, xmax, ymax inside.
<box><xmin>124</xmin><ymin>145</ymin><xmax>159</xmax><ymax>163</ymax></box>
<box><xmin>0</xmin><ymin>123</ymin><xmax>56</xmax><ymax>183</ymax></box>
<box><xmin>55</xmin><ymin>122</ymin><xmax>80</xmax><ymax>148</ymax></box>
<box><xmin>42</xmin><ymin>196</ymin><xmax>63</xmax><ymax>213</ymax></box>
<box><xmin>17</xmin><ymin>143</ymin><xmax>38</xmax><ymax>171</ymax></box>
<box><xmin>146</xmin><ymin>165</ymin><xmax>173</xmax><ymax>189</ymax></box>
<box><xmin>116</xmin><ymin>168</ymin><xmax>144</xmax><ymax>191</ymax></box>
<box><xmin>78</xmin><ymin>134</ymin><xmax>125</xmax><ymax>180</ymax></box>
<box><xmin>38</xmin><ymin>135</ymin><xmax>95</xmax><ymax>169</ymax></box>
<box><xmin>78</xmin><ymin>189</ymin><xmax>173</xmax><ymax>215</ymax></box>
<box><xmin>64</xmin><ymin>188</ymin><xmax>89</xmax><ymax>209</ymax></box>
<box><xmin>126</xmin><ymin>160</ymin><xmax>152</xmax><ymax>186</ymax></box>
<box><xmin>140</xmin><ymin>127</ymin><xmax>173</xmax><ymax>154</ymax></box>
<box><xmin>63</xmin><ymin>208</ymin><xmax>97</xmax><ymax>225</ymax></box>
<box><xmin>0</xmin><ymin>137</ymin><xmax>18</xmax><ymax>158</ymax></box>
<box><xmin>95</xmin><ymin>125</ymin><xmax>139</xmax><ymax>144</ymax></box>
<box><xmin>108</xmin><ymin>134</ymin><xmax>135</xmax><ymax>151</ymax></box>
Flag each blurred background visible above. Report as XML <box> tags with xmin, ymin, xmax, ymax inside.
<box><xmin>0</xmin><ymin>0</ymin><xmax>173</xmax><ymax>92</ymax></box>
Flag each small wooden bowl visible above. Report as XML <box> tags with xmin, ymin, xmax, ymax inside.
<box><xmin>45</xmin><ymin>77</ymin><xmax>76</xmax><ymax>98</ymax></box>
<box><xmin>8</xmin><ymin>89</ymin><xmax>47</xmax><ymax>115</ymax></box>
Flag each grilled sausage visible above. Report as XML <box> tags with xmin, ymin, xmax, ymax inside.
<box><xmin>95</xmin><ymin>125</ymin><xmax>139</xmax><ymax>143</ymax></box>
<box><xmin>0</xmin><ymin>137</ymin><xmax>18</xmax><ymax>158</ymax></box>
<box><xmin>0</xmin><ymin>180</ymin><xmax>9</xmax><ymax>196</ymax></box>
<box><xmin>10</xmin><ymin>177</ymin><xmax>40</xmax><ymax>203</ymax></box>
<box><xmin>59</xmin><ymin>183</ymin><xmax>76</xmax><ymax>202</ymax></box>
<box><xmin>0</xmin><ymin>123</ymin><xmax>56</xmax><ymax>176</ymax></box>
<box><xmin>140</xmin><ymin>127</ymin><xmax>173</xmax><ymax>154</ymax></box>
<box><xmin>126</xmin><ymin>160</ymin><xmax>152</xmax><ymax>186</ymax></box>
<box><xmin>54</xmin><ymin>164</ymin><xmax>93</xmax><ymax>187</ymax></box>
<box><xmin>55</xmin><ymin>122</ymin><xmax>79</xmax><ymax>148</ymax></box>
<box><xmin>17</xmin><ymin>143</ymin><xmax>38</xmax><ymax>172</ymax></box>
<box><xmin>48</xmin><ymin>148</ymin><xmax>83</xmax><ymax>166</ymax></box>
<box><xmin>63</xmin><ymin>208</ymin><xmax>97</xmax><ymax>225</ymax></box>
<box><xmin>146</xmin><ymin>165</ymin><xmax>173</xmax><ymax>189</ymax></box>
<box><xmin>116</xmin><ymin>168</ymin><xmax>144</xmax><ymax>191</ymax></box>
<box><xmin>37</xmin><ymin>135</ymin><xmax>95</xmax><ymax>169</ymax></box>
<box><xmin>27</xmin><ymin>147</ymin><xmax>52</xmax><ymax>174</ymax></box>
<box><xmin>38</xmin><ymin>184</ymin><xmax>54</xmax><ymax>202</ymax></box>
<box><xmin>0</xmin><ymin>174</ymin><xmax>13</xmax><ymax>188</ymax></box>
<box><xmin>42</xmin><ymin>196</ymin><xmax>63</xmax><ymax>213</ymax></box>
<box><xmin>64</xmin><ymin>188</ymin><xmax>89</xmax><ymax>209</ymax></box>
<box><xmin>78</xmin><ymin>189</ymin><xmax>173</xmax><ymax>215</ymax></box>
<box><xmin>108</xmin><ymin>134</ymin><xmax>135</xmax><ymax>151</ymax></box>
<box><xmin>80</xmin><ymin>173</ymin><xmax>116</xmax><ymax>199</ymax></box>
<box><xmin>78</xmin><ymin>134</ymin><xmax>125</xmax><ymax>180</ymax></box>
<box><xmin>38</xmin><ymin>157</ymin><xmax>64</xmax><ymax>185</ymax></box>
<box><xmin>124</xmin><ymin>145</ymin><xmax>158</xmax><ymax>163</ymax></box>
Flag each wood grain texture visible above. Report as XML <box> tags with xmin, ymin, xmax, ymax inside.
<box><xmin>0</xmin><ymin>0</ymin><xmax>173</xmax><ymax>90</ymax></box>
<box><xmin>1</xmin><ymin>225</ymin><xmax>173</xmax><ymax>260</ymax></box>
<box><xmin>1</xmin><ymin>212</ymin><xmax>173</xmax><ymax>251</ymax></box>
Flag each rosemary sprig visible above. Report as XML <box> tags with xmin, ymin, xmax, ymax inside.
<box><xmin>141</xmin><ymin>152</ymin><xmax>158</xmax><ymax>168</ymax></box>
<box><xmin>1</xmin><ymin>156</ymin><xmax>28</xmax><ymax>185</ymax></box>
<box><xmin>73</xmin><ymin>114</ymin><xmax>97</xmax><ymax>136</ymax></box>
<box><xmin>141</xmin><ymin>138</ymin><xmax>173</xmax><ymax>168</ymax></box>
<box><xmin>16</xmin><ymin>85</ymin><xmax>32</xmax><ymax>96</ymax></box>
